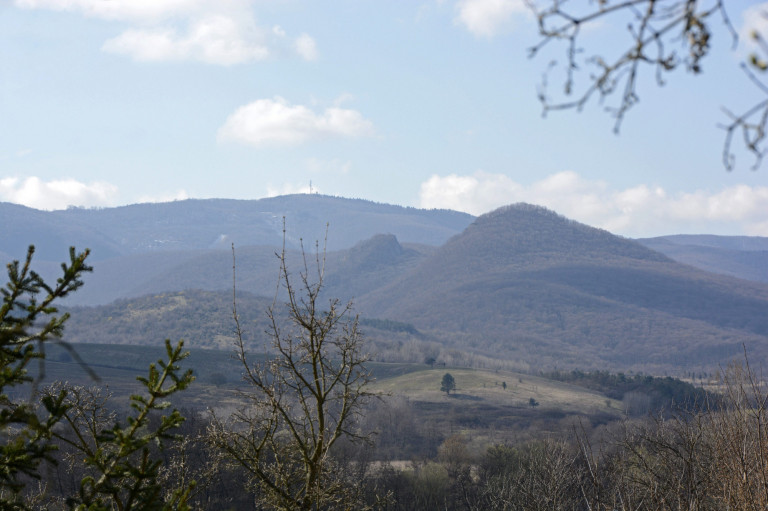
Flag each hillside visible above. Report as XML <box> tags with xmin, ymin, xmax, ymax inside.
<box><xmin>0</xmin><ymin>195</ymin><xmax>473</xmax><ymax>261</ymax></box>
<box><xmin>638</xmin><ymin>234</ymin><xmax>768</xmax><ymax>283</ymax></box>
<box><xmin>32</xmin><ymin>342</ymin><xmax>704</xmax><ymax>456</ymax></box>
<box><xmin>0</xmin><ymin>202</ymin><xmax>124</xmax><ymax>262</ymax></box>
<box><xmin>355</xmin><ymin>204</ymin><xmax>768</xmax><ymax>372</ymax></box>
<box><xmin>56</xmin><ymin>238</ymin><xmax>435</xmax><ymax>306</ymax></box>
<box><xmin>60</xmin><ymin>288</ymin><xmax>429</xmax><ymax>362</ymax></box>
<box><xmin>0</xmin><ymin>195</ymin><xmax>470</xmax><ymax>306</ymax></box>
<box><xmin>62</xmin><ymin>289</ymin><xmax>275</xmax><ymax>350</ymax></box>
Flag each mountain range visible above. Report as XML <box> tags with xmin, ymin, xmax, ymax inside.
<box><xmin>637</xmin><ymin>235</ymin><xmax>768</xmax><ymax>284</ymax></box>
<box><xmin>0</xmin><ymin>195</ymin><xmax>472</xmax><ymax>261</ymax></box>
<box><xmin>4</xmin><ymin>195</ymin><xmax>768</xmax><ymax>374</ymax></box>
<box><xmin>355</xmin><ymin>205</ymin><xmax>768</xmax><ymax>372</ymax></box>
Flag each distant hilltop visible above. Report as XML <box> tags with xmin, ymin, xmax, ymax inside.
<box><xmin>0</xmin><ymin>195</ymin><xmax>475</xmax><ymax>260</ymax></box>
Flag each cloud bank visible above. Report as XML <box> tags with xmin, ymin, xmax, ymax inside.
<box><xmin>15</xmin><ymin>0</ymin><xmax>315</xmax><ymax>65</ymax></box>
<box><xmin>0</xmin><ymin>177</ymin><xmax>118</xmax><ymax>210</ymax></box>
<box><xmin>454</xmin><ymin>0</ymin><xmax>527</xmax><ymax>37</ymax></box>
<box><xmin>419</xmin><ymin>171</ymin><xmax>768</xmax><ymax>237</ymax></box>
<box><xmin>218</xmin><ymin>97</ymin><xmax>374</xmax><ymax>147</ymax></box>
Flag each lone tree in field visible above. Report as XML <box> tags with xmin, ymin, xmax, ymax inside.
<box><xmin>441</xmin><ymin>373</ymin><xmax>456</xmax><ymax>395</ymax></box>
<box><xmin>209</xmin><ymin>232</ymin><xmax>374</xmax><ymax>511</ymax></box>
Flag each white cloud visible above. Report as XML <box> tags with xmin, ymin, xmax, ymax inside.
<box><xmin>294</xmin><ymin>33</ymin><xmax>318</xmax><ymax>61</ymax></box>
<box><xmin>332</xmin><ymin>93</ymin><xmax>356</xmax><ymax>107</ymax></box>
<box><xmin>102</xmin><ymin>15</ymin><xmax>269</xmax><ymax>65</ymax></box>
<box><xmin>14</xmin><ymin>0</ymin><xmax>207</xmax><ymax>23</ymax></box>
<box><xmin>454</xmin><ymin>0</ymin><xmax>527</xmax><ymax>37</ymax></box>
<box><xmin>218</xmin><ymin>97</ymin><xmax>374</xmax><ymax>147</ymax></box>
<box><xmin>266</xmin><ymin>182</ymin><xmax>318</xmax><ymax>197</ymax></box>
<box><xmin>16</xmin><ymin>0</ymin><xmax>313</xmax><ymax>66</ymax></box>
<box><xmin>136</xmin><ymin>189</ymin><xmax>190</xmax><ymax>204</ymax></box>
<box><xmin>418</xmin><ymin>171</ymin><xmax>768</xmax><ymax>237</ymax></box>
<box><xmin>0</xmin><ymin>176</ymin><xmax>118</xmax><ymax>210</ymax></box>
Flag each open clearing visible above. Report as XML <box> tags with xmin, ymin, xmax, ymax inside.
<box><xmin>371</xmin><ymin>367</ymin><xmax>622</xmax><ymax>414</ymax></box>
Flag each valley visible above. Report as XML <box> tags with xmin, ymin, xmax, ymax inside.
<box><xmin>3</xmin><ymin>195</ymin><xmax>767</xmax><ymax>509</ymax></box>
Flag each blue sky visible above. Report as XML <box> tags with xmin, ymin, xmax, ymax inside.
<box><xmin>2</xmin><ymin>0</ymin><xmax>768</xmax><ymax>237</ymax></box>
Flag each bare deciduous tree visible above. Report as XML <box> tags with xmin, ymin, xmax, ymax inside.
<box><xmin>571</xmin><ymin>350</ymin><xmax>768</xmax><ymax>510</ymax></box>
<box><xmin>209</xmin><ymin>232</ymin><xmax>375</xmax><ymax>510</ymax></box>
<box><xmin>474</xmin><ymin>440</ymin><xmax>582</xmax><ymax>511</ymax></box>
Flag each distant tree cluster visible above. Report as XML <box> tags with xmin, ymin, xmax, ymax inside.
<box><xmin>544</xmin><ymin>368</ymin><xmax>713</xmax><ymax>414</ymax></box>
<box><xmin>358</xmin><ymin>317</ymin><xmax>420</xmax><ymax>335</ymax></box>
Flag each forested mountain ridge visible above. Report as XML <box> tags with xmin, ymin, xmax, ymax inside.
<box><xmin>5</xmin><ymin>196</ymin><xmax>768</xmax><ymax>305</ymax></box>
<box><xmin>9</xmin><ymin>198</ymin><xmax>768</xmax><ymax>373</ymax></box>
<box><xmin>638</xmin><ymin>234</ymin><xmax>768</xmax><ymax>283</ymax></box>
<box><xmin>0</xmin><ymin>195</ymin><xmax>470</xmax><ymax>305</ymax></box>
<box><xmin>354</xmin><ymin>204</ymin><xmax>768</xmax><ymax>372</ymax></box>
<box><xmin>643</xmin><ymin>234</ymin><xmax>768</xmax><ymax>251</ymax></box>
<box><xmin>0</xmin><ymin>195</ymin><xmax>473</xmax><ymax>261</ymax></box>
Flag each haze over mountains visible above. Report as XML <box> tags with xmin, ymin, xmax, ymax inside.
<box><xmin>0</xmin><ymin>195</ymin><xmax>471</xmax><ymax>304</ymax></box>
<box><xmin>0</xmin><ymin>195</ymin><xmax>472</xmax><ymax>260</ymax></box>
<box><xmin>637</xmin><ymin>235</ymin><xmax>768</xmax><ymax>284</ymax></box>
<box><xmin>4</xmin><ymin>195</ymin><xmax>768</xmax><ymax>374</ymax></box>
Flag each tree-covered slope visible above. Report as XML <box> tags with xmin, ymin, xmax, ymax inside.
<box><xmin>1</xmin><ymin>195</ymin><xmax>473</xmax><ymax>261</ymax></box>
<box><xmin>638</xmin><ymin>234</ymin><xmax>768</xmax><ymax>283</ymax></box>
<box><xmin>356</xmin><ymin>204</ymin><xmax>768</xmax><ymax>372</ymax></box>
<box><xmin>28</xmin><ymin>200</ymin><xmax>768</xmax><ymax>373</ymax></box>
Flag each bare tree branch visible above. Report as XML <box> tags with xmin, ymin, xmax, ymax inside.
<box><xmin>525</xmin><ymin>1</ymin><xmax>768</xmax><ymax>171</ymax></box>
<box><xmin>210</xmin><ymin>226</ymin><xmax>376</xmax><ymax>510</ymax></box>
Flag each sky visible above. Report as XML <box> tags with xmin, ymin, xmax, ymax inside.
<box><xmin>2</xmin><ymin>0</ymin><xmax>768</xmax><ymax>238</ymax></box>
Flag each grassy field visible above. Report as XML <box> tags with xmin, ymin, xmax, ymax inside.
<box><xmin>37</xmin><ymin>343</ymin><xmax>620</xmax><ymax>408</ymax></box>
<box><xmin>370</xmin><ymin>367</ymin><xmax>621</xmax><ymax>414</ymax></box>
<box><xmin>20</xmin><ymin>343</ymin><xmax>242</xmax><ymax>410</ymax></box>
<box><xmin>25</xmin><ymin>343</ymin><xmax>440</xmax><ymax>411</ymax></box>
<box><xmin>19</xmin><ymin>343</ymin><xmax>626</xmax><ymax>451</ymax></box>
<box><xmin>369</xmin><ymin>366</ymin><xmax>623</xmax><ymax>450</ymax></box>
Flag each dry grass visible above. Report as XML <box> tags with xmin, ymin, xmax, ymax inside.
<box><xmin>370</xmin><ymin>367</ymin><xmax>621</xmax><ymax>414</ymax></box>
